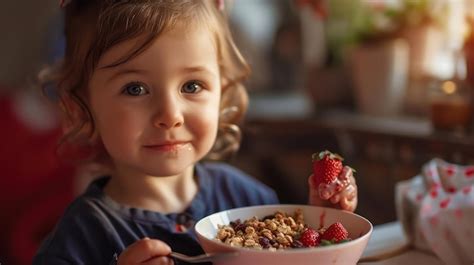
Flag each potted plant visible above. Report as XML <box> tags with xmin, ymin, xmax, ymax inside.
<box><xmin>346</xmin><ymin>0</ymin><xmax>450</xmax><ymax>116</ymax></box>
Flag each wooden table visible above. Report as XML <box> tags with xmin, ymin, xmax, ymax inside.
<box><xmin>359</xmin><ymin>222</ymin><xmax>443</xmax><ymax>265</ymax></box>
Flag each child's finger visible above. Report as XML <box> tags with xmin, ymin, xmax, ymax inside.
<box><xmin>340</xmin><ymin>195</ymin><xmax>357</xmax><ymax>212</ymax></box>
<box><xmin>308</xmin><ymin>175</ymin><xmax>332</xmax><ymax>207</ymax></box>
<box><xmin>341</xmin><ymin>175</ymin><xmax>358</xmax><ymax>212</ymax></box>
<box><xmin>330</xmin><ymin>194</ymin><xmax>341</xmax><ymax>204</ymax></box>
<box><xmin>308</xmin><ymin>174</ymin><xmax>315</xmax><ymax>189</ymax></box>
<box><xmin>142</xmin><ymin>256</ymin><xmax>174</xmax><ymax>265</ymax></box>
<box><xmin>118</xmin><ymin>238</ymin><xmax>172</xmax><ymax>265</ymax></box>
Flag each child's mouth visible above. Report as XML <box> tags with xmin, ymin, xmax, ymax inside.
<box><xmin>144</xmin><ymin>141</ymin><xmax>190</xmax><ymax>152</ymax></box>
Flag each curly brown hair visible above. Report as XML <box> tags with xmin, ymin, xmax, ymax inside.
<box><xmin>41</xmin><ymin>0</ymin><xmax>250</xmax><ymax>163</ymax></box>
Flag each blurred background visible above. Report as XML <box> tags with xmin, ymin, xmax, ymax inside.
<box><xmin>2</xmin><ymin>0</ymin><xmax>474</xmax><ymax>264</ymax></box>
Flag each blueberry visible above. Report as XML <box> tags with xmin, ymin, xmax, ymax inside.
<box><xmin>259</xmin><ymin>237</ymin><xmax>271</xmax><ymax>248</ymax></box>
<box><xmin>234</xmin><ymin>223</ymin><xmax>246</xmax><ymax>233</ymax></box>
<box><xmin>291</xmin><ymin>240</ymin><xmax>304</xmax><ymax>248</ymax></box>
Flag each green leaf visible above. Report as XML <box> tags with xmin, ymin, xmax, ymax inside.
<box><xmin>320</xmin><ymin>240</ymin><xmax>333</xmax><ymax>246</ymax></box>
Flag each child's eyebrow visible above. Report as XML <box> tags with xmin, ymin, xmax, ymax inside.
<box><xmin>99</xmin><ymin>67</ymin><xmax>149</xmax><ymax>83</ymax></box>
<box><xmin>97</xmin><ymin>65</ymin><xmax>217</xmax><ymax>83</ymax></box>
<box><xmin>180</xmin><ymin>66</ymin><xmax>217</xmax><ymax>78</ymax></box>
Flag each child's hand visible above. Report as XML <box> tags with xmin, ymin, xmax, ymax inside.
<box><xmin>307</xmin><ymin>151</ymin><xmax>358</xmax><ymax>212</ymax></box>
<box><xmin>118</xmin><ymin>237</ymin><xmax>174</xmax><ymax>265</ymax></box>
<box><xmin>308</xmin><ymin>167</ymin><xmax>358</xmax><ymax>212</ymax></box>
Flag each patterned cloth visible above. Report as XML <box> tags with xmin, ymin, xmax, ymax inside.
<box><xmin>396</xmin><ymin>158</ymin><xmax>474</xmax><ymax>265</ymax></box>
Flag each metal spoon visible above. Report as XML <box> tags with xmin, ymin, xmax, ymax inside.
<box><xmin>169</xmin><ymin>251</ymin><xmax>239</xmax><ymax>263</ymax></box>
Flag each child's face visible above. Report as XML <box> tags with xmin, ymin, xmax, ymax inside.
<box><xmin>88</xmin><ymin>24</ymin><xmax>221</xmax><ymax>177</ymax></box>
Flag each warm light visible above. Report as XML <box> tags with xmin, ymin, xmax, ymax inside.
<box><xmin>442</xmin><ymin>81</ymin><xmax>457</xmax><ymax>95</ymax></box>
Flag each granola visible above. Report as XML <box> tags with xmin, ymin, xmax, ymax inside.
<box><xmin>215</xmin><ymin>209</ymin><xmax>351</xmax><ymax>250</ymax></box>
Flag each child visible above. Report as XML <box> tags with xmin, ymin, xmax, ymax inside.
<box><xmin>34</xmin><ymin>1</ymin><xmax>357</xmax><ymax>264</ymax></box>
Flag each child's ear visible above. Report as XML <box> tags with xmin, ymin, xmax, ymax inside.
<box><xmin>220</xmin><ymin>76</ymin><xmax>229</xmax><ymax>91</ymax></box>
<box><xmin>60</xmin><ymin>89</ymin><xmax>97</xmax><ymax>141</ymax></box>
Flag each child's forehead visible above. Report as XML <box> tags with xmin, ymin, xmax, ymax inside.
<box><xmin>95</xmin><ymin>24</ymin><xmax>219</xmax><ymax>73</ymax></box>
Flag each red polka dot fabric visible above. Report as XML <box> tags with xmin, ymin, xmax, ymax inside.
<box><xmin>396</xmin><ymin>159</ymin><xmax>474</xmax><ymax>265</ymax></box>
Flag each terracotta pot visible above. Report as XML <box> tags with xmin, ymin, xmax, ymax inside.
<box><xmin>350</xmin><ymin>38</ymin><xmax>409</xmax><ymax>116</ymax></box>
<box><xmin>400</xmin><ymin>24</ymin><xmax>444</xmax><ymax>115</ymax></box>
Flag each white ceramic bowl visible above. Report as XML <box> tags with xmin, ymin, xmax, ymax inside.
<box><xmin>195</xmin><ymin>204</ymin><xmax>372</xmax><ymax>265</ymax></box>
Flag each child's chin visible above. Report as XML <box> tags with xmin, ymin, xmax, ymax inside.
<box><xmin>144</xmin><ymin>163</ymin><xmax>194</xmax><ymax>177</ymax></box>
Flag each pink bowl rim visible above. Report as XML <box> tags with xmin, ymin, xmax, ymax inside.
<box><xmin>195</xmin><ymin>204</ymin><xmax>373</xmax><ymax>254</ymax></box>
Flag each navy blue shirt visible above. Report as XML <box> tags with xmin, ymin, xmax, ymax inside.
<box><xmin>33</xmin><ymin>162</ymin><xmax>278</xmax><ymax>265</ymax></box>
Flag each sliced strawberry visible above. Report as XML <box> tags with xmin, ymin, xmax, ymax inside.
<box><xmin>312</xmin><ymin>150</ymin><xmax>343</xmax><ymax>186</ymax></box>
<box><xmin>299</xmin><ymin>228</ymin><xmax>320</xmax><ymax>247</ymax></box>
<box><xmin>321</xmin><ymin>222</ymin><xmax>348</xmax><ymax>243</ymax></box>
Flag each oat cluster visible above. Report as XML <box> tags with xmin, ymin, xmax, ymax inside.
<box><xmin>215</xmin><ymin>209</ymin><xmax>320</xmax><ymax>250</ymax></box>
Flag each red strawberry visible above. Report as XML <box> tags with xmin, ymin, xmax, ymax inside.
<box><xmin>321</xmin><ymin>222</ymin><xmax>348</xmax><ymax>242</ymax></box>
<box><xmin>312</xmin><ymin>150</ymin><xmax>343</xmax><ymax>186</ymax></box>
<box><xmin>300</xmin><ymin>228</ymin><xmax>320</xmax><ymax>247</ymax></box>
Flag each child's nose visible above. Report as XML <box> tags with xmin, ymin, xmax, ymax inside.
<box><xmin>152</xmin><ymin>96</ymin><xmax>184</xmax><ymax>129</ymax></box>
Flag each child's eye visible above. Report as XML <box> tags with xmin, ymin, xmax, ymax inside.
<box><xmin>181</xmin><ymin>81</ymin><xmax>203</xmax><ymax>94</ymax></box>
<box><xmin>122</xmin><ymin>82</ymin><xmax>149</xmax><ymax>96</ymax></box>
